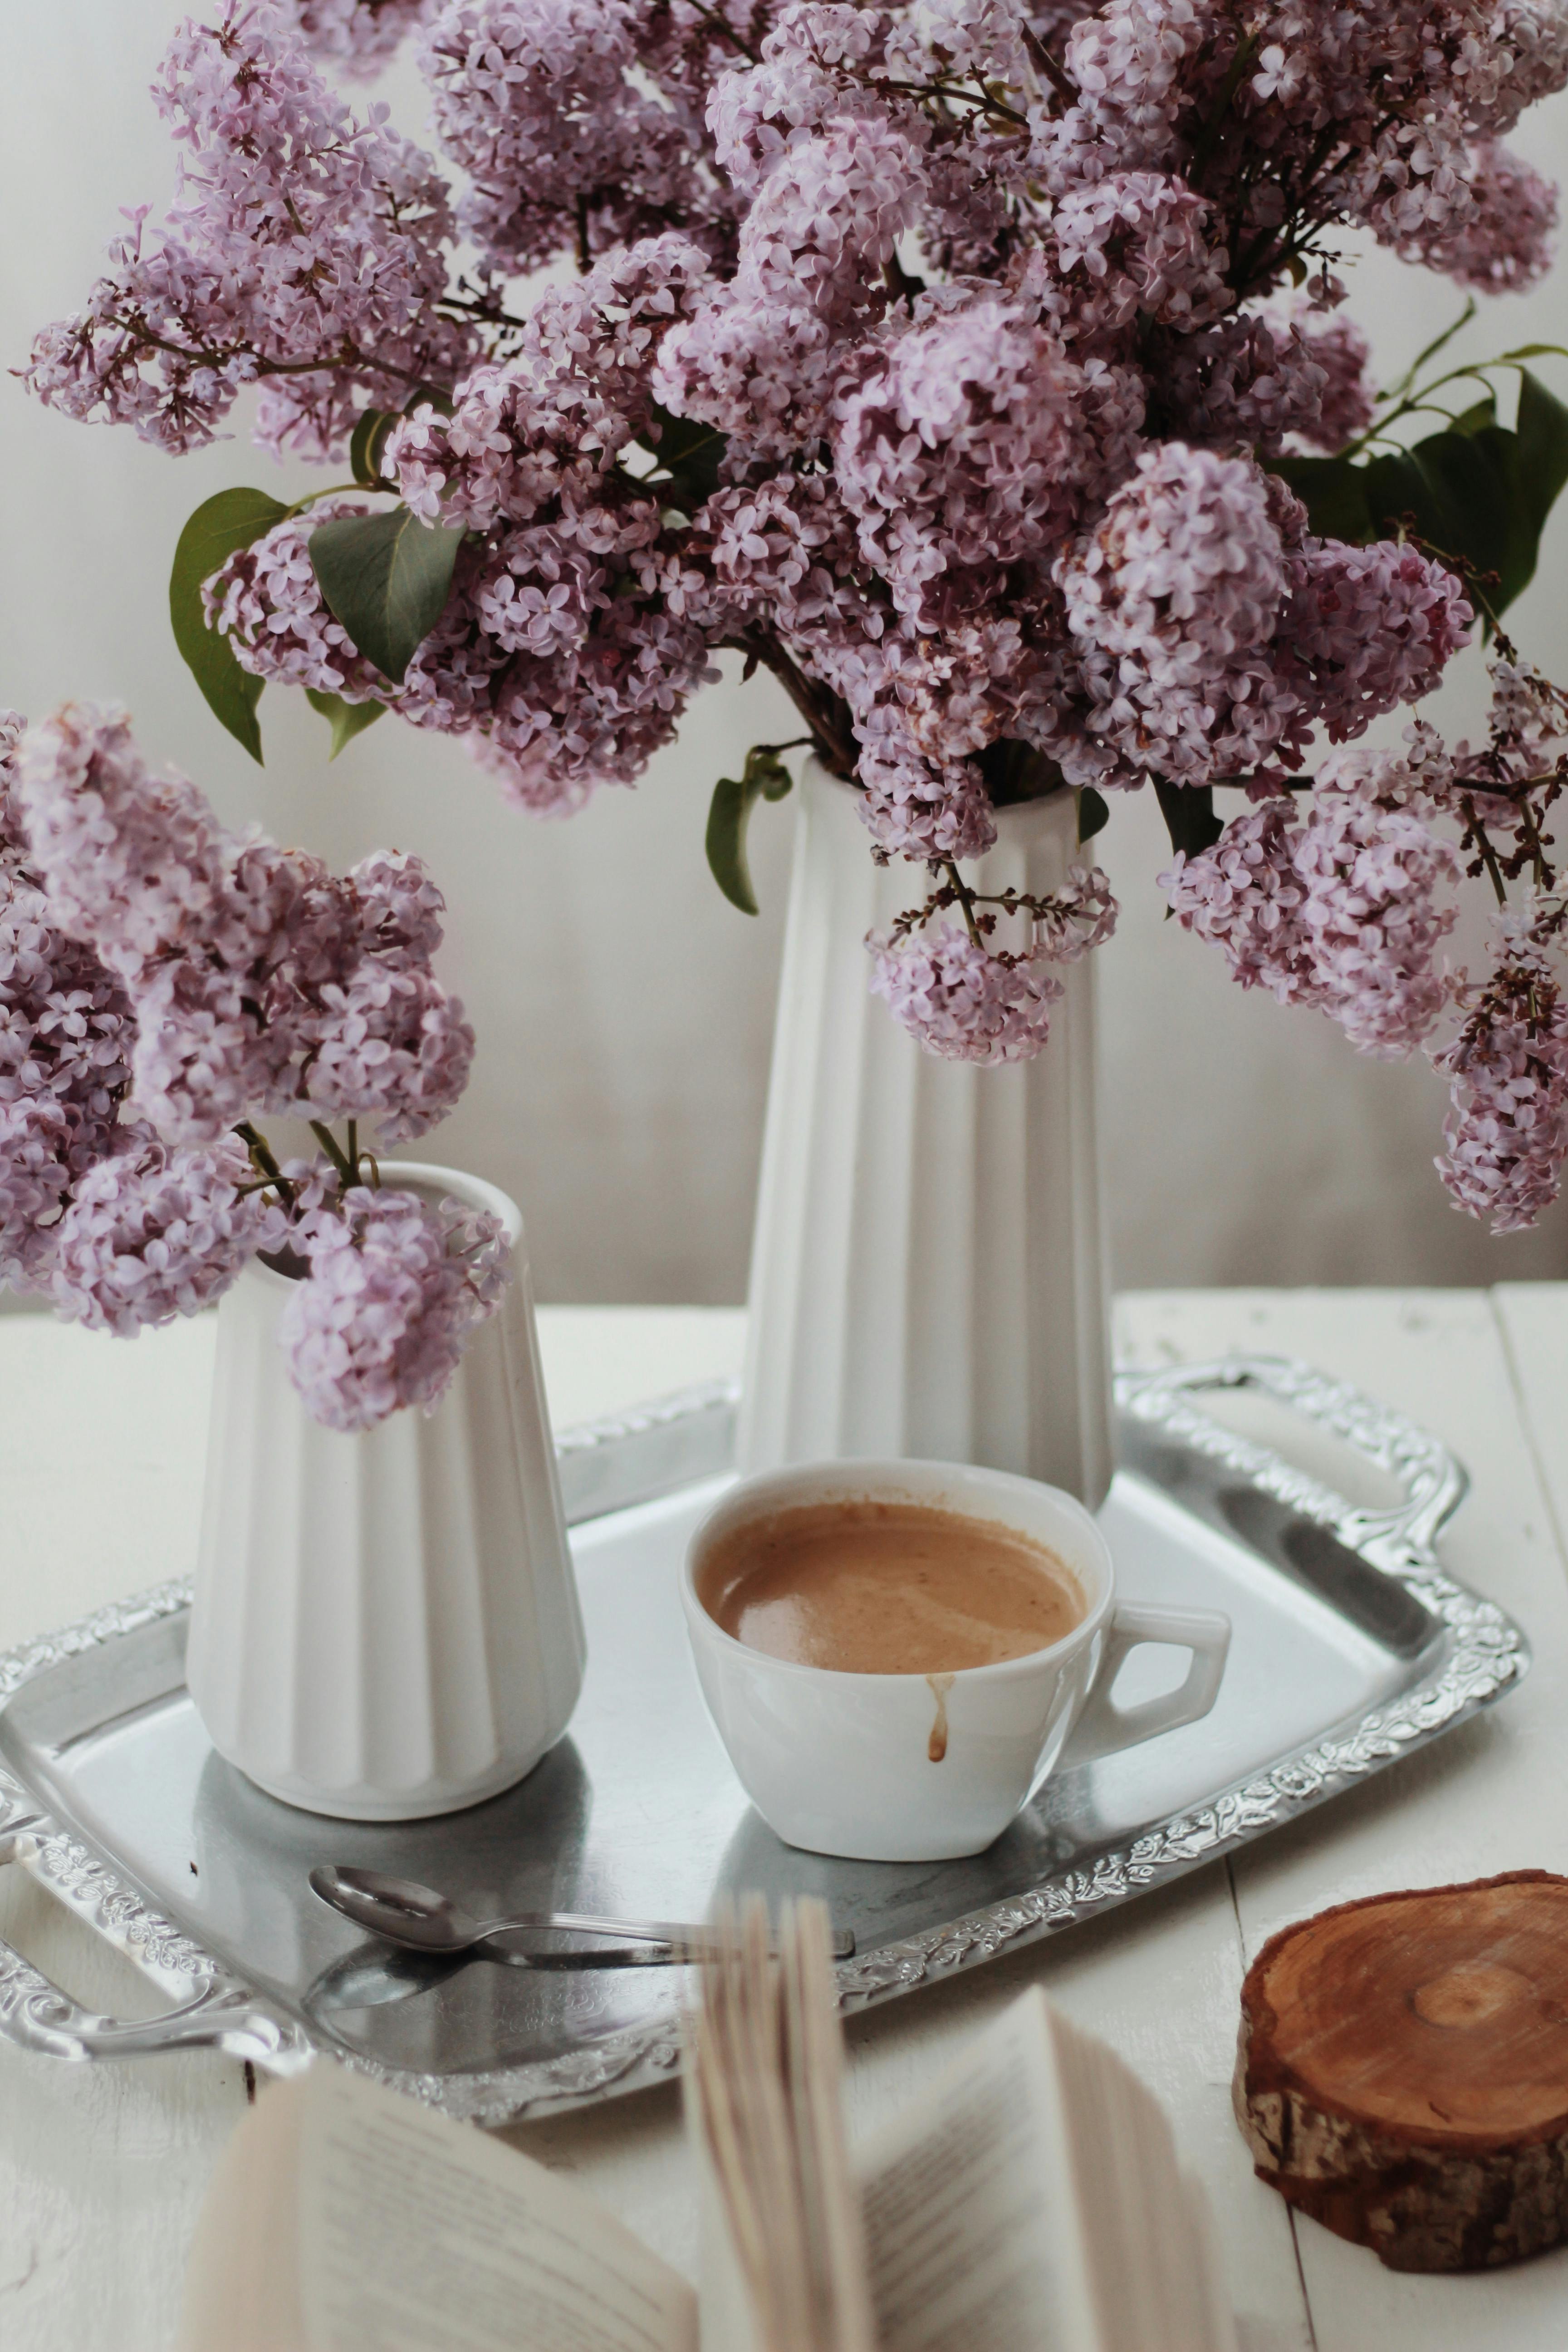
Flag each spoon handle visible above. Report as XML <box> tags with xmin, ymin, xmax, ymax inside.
<box><xmin>479</xmin><ymin>1911</ymin><xmax>856</xmax><ymax>1960</ymax></box>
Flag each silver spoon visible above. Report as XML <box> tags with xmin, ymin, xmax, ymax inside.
<box><xmin>309</xmin><ymin>1865</ymin><xmax>856</xmax><ymax>1962</ymax></box>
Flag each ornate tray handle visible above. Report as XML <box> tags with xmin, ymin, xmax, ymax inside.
<box><xmin>0</xmin><ymin>1817</ymin><xmax>309</xmax><ymax>2068</ymax></box>
<box><xmin>1116</xmin><ymin>1355</ymin><xmax>1470</xmax><ymax>1571</ymax></box>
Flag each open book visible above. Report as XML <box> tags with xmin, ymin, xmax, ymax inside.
<box><xmin>177</xmin><ymin>1901</ymin><xmax>1236</xmax><ymax>2352</ymax></box>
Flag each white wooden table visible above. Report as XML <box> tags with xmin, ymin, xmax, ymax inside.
<box><xmin>2</xmin><ymin>1287</ymin><xmax>1566</xmax><ymax>2350</ymax></box>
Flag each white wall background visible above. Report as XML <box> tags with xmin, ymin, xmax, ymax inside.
<box><xmin>4</xmin><ymin>7</ymin><xmax>1568</xmax><ymax>1303</ymax></box>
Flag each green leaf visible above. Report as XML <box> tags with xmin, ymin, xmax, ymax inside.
<box><xmin>304</xmin><ymin>689</ymin><xmax>387</xmax><ymax>759</ymax></box>
<box><xmin>1269</xmin><ymin>374</ymin><xmax>1568</xmax><ymax>627</ymax></box>
<box><xmin>1448</xmin><ymin>395</ymin><xmax>1498</xmax><ymax>437</ymax></box>
<box><xmin>1364</xmin><ymin>430</ymin><xmax>1511</xmax><ymax>566</ymax></box>
<box><xmin>1266</xmin><ymin>455</ymin><xmax>1371</xmax><ymax>543</ymax></box>
<box><xmin>646</xmin><ymin>398</ymin><xmax>728</xmax><ymax>509</ymax></box>
<box><xmin>1154</xmin><ymin>779</ymin><xmax>1223</xmax><ymax>863</ymax></box>
<box><xmin>348</xmin><ymin>408</ymin><xmax>400</xmax><ymax>489</ymax></box>
<box><xmin>1361</xmin><ymin>426</ymin><xmax>1530</xmax><ymax>622</ymax></box>
<box><xmin>1077</xmin><ymin>786</ymin><xmax>1110</xmax><ymax>844</ymax></box>
<box><xmin>169</xmin><ymin>487</ymin><xmax>289</xmax><ymax>763</ymax></box>
<box><xmin>309</xmin><ymin>505</ymin><xmax>465</xmax><ymax>684</ymax></box>
<box><xmin>706</xmin><ymin>746</ymin><xmax>794</xmax><ymax>915</ymax></box>
<box><xmin>978</xmin><ymin>737</ymin><xmax>1065</xmax><ymax>805</ymax></box>
<box><xmin>403</xmin><ymin>382</ymin><xmax>456</xmax><ymax>418</ymax></box>
<box><xmin>1509</xmin><ymin>367</ymin><xmax>1568</xmax><ymax>606</ymax></box>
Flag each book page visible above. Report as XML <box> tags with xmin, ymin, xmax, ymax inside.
<box><xmin>1050</xmin><ymin>2012</ymin><xmax>1238</xmax><ymax>2352</ymax></box>
<box><xmin>176</xmin><ymin>2064</ymin><xmax>311</xmax><ymax>2352</ymax></box>
<box><xmin>689</xmin><ymin>2049</ymin><xmax>768</xmax><ymax>2352</ymax></box>
<box><xmin>296</xmin><ymin>2063</ymin><xmax>698</xmax><ymax>2352</ymax></box>
<box><xmin>782</xmin><ymin>1906</ymin><xmax>877</xmax><ymax>2352</ymax></box>
<box><xmin>854</xmin><ymin>1988</ymin><xmax>1097</xmax><ymax>2352</ymax></box>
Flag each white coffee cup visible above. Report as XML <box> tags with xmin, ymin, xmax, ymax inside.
<box><xmin>682</xmin><ymin>1459</ymin><xmax>1231</xmax><ymax>1862</ymax></box>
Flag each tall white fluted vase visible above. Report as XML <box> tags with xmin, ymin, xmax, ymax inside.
<box><xmin>186</xmin><ymin>1164</ymin><xmax>585</xmax><ymax>1820</ymax></box>
<box><xmin>740</xmin><ymin>765</ymin><xmax>1113</xmax><ymax>1507</ymax></box>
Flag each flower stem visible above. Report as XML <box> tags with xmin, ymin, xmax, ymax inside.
<box><xmin>1461</xmin><ymin>797</ymin><xmax>1510</xmax><ymax>907</ymax></box>
<box><xmin>309</xmin><ymin>1119</ymin><xmax>358</xmax><ymax>1186</ymax></box>
<box><xmin>234</xmin><ymin>1121</ymin><xmax>296</xmax><ymax>1210</ymax></box>
<box><xmin>944</xmin><ymin>861</ymin><xmax>985</xmax><ymax>949</ymax></box>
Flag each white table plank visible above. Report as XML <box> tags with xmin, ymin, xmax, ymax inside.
<box><xmin>1494</xmin><ymin>1282</ymin><xmax>1568</xmax><ymax>1560</ymax></box>
<box><xmin>1116</xmin><ymin>1288</ymin><xmax>1568</xmax><ymax>2351</ymax></box>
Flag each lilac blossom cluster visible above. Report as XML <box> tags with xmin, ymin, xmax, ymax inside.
<box><xmin>18</xmin><ymin>705</ymin><xmax>475</xmax><ymax>1142</ymax></box>
<box><xmin>25</xmin><ymin>6</ymin><xmax>472</xmax><ymax>459</ymax></box>
<box><xmin>1163</xmin><ymin>755</ymin><xmax>1461</xmax><ymax>1059</ymax></box>
<box><xmin>1434</xmin><ymin>902</ymin><xmax>1568</xmax><ymax>1232</ymax></box>
<box><xmin>280</xmin><ymin>1183</ymin><xmax>509</xmax><ymax>1430</ymax></box>
<box><xmin>1166</xmin><ymin>662</ymin><xmax>1568</xmax><ymax>1225</ymax></box>
<box><xmin>0</xmin><ymin>705</ymin><xmax>504</xmax><ymax>1426</ymax></box>
<box><xmin>24</xmin><ymin>0</ymin><xmax>1568</xmax><ymax>1226</ymax></box>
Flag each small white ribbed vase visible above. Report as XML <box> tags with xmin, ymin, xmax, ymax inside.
<box><xmin>739</xmin><ymin>764</ymin><xmax>1112</xmax><ymax>1507</ymax></box>
<box><xmin>186</xmin><ymin>1164</ymin><xmax>585</xmax><ymax>1820</ymax></box>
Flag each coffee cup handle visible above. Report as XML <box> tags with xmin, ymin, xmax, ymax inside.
<box><xmin>1063</xmin><ymin>1603</ymin><xmax>1232</xmax><ymax>1767</ymax></box>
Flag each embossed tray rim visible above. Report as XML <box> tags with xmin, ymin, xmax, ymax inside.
<box><xmin>0</xmin><ymin>1357</ymin><xmax>1530</xmax><ymax>2120</ymax></box>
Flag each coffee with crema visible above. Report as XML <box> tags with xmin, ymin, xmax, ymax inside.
<box><xmin>697</xmin><ymin>1498</ymin><xmax>1084</xmax><ymax>1675</ymax></box>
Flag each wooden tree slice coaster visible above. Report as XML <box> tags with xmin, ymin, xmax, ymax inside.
<box><xmin>1235</xmin><ymin>1871</ymin><xmax>1568</xmax><ymax>2272</ymax></box>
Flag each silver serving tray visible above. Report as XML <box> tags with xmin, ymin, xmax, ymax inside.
<box><xmin>0</xmin><ymin>1357</ymin><xmax>1528</xmax><ymax>2121</ymax></box>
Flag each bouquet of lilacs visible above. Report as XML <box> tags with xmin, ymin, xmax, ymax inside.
<box><xmin>0</xmin><ymin>701</ymin><xmax>507</xmax><ymax>1427</ymax></box>
<box><xmin>23</xmin><ymin>0</ymin><xmax>1568</xmax><ymax>1226</ymax></box>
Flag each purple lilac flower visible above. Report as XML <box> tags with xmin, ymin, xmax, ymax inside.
<box><xmin>869</xmin><ymin>924</ymin><xmax>1064</xmax><ymax>1064</ymax></box>
<box><xmin>1032</xmin><ymin>865</ymin><xmax>1122</xmax><ymax>964</ymax></box>
<box><xmin>20</xmin><ymin>704</ymin><xmax>474</xmax><ymax>1142</ymax></box>
<box><xmin>0</xmin><ymin>1098</ymin><xmax>80</xmax><ymax>1290</ymax></box>
<box><xmin>653</xmin><ymin>115</ymin><xmax>926</xmax><ymax>462</ymax></box>
<box><xmin>0</xmin><ymin>711</ymin><xmax>134</xmax><ymax>1286</ymax></box>
<box><xmin>50</xmin><ymin>1132</ymin><xmax>280</xmax><ymax>1334</ymax></box>
<box><xmin>1284</xmin><ymin>540</ymin><xmax>1474</xmax><ymax>743</ymax></box>
<box><xmin>207</xmin><ymin>497</ymin><xmax>389</xmax><ymax>701</ymax></box>
<box><xmin>304</xmin><ymin>961</ymin><xmax>476</xmax><ymax>1140</ymax></box>
<box><xmin>21</xmin><ymin>0</ymin><xmax>1568</xmax><ymax>1133</ymax></box>
<box><xmin>24</xmin><ymin>7</ymin><xmax>471</xmax><ymax>459</ymax></box>
<box><xmin>1164</xmin><ymin>769</ymin><xmax>1460</xmax><ymax>1058</ymax></box>
<box><xmin>1291</xmin><ymin>785</ymin><xmax>1460</xmax><ymax>1057</ymax></box>
<box><xmin>1416</xmin><ymin>139</ymin><xmax>1559</xmax><ymax>290</ymax></box>
<box><xmin>833</xmin><ymin>299</ymin><xmax>1098</xmax><ymax>627</ymax></box>
<box><xmin>1158</xmin><ymin>309</ymin><xmax>1376</xmax><ymax>456</ymax></box>
<box><xmin>17</xmin><ymin>704</ymin><xmax>225</xmax><ymax>972</ymax></box>
<box><xmin>1160</xmin><ymin>798</ymin><xmax>1326</xmax><ymax>1008</ymax></box>
<box><xmin>279</xmin><ymin>1184</ymin><xmax>510</xmax><ymax>1429</ymax></box>
<box><xmin>1026</xmin><ymin>174</ymin><xmax>1230</xmax><ymax>348</ymax></box>
<box><xmin>710</xmin><ymin>3</ymin><xmax>895</xmax><ymax>194</ymax></box>
<box><xmin>1057</xmin><ymin>446</ymin><xmax>1306</xmax><ymax>786</ymax></box>
<box><xmin>418</xmin><ymin>0</ymin><xmax>705</xmax><ymax>275</ymax></box>
<box><xmin>1433</xmin><ymin>908</ymin><xmax>1568</xmax><ymax>1230</ymax></box>
<box><xmin>278</xmin><ymin>0</ymin><xmax>434</xmax><ymax>80</ymax></box>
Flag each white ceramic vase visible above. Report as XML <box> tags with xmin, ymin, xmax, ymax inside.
<box><xmin>739</xmin><ymin>764</ymin><xmax>1113</xmax><ymax>1507</ymax></box>
<box><xmin>186</xmin><ymin>1163</ymin><xmax>585</xmax><ymax>1820</ymax></box>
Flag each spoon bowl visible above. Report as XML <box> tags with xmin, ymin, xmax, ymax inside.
<box><xmin>310</xmin><ymin>1866</ymin><xmax>485</xmax><ymax>1953</ymax></box>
